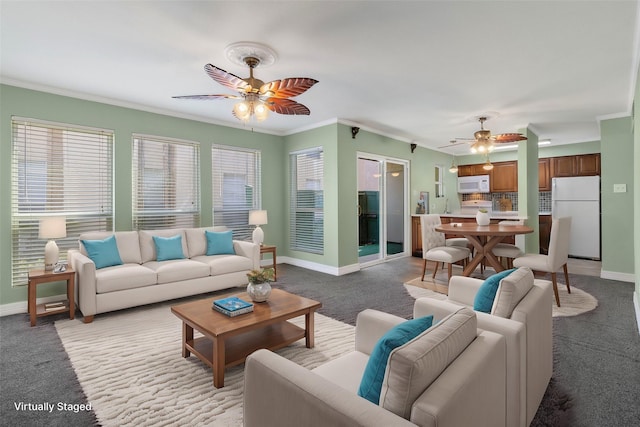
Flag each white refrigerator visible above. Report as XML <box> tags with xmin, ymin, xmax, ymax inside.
<box><xmin>551</xmin><ymin>176</ymin><xmax>600</xmax><ymax>259</ymax></box>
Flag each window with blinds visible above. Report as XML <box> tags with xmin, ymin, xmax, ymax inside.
<box><xmin>11</xmin><ymin>117</ymin><xmax>114</xmax><ymax>286</ymax></box>
<box><xmin>290</xmin><ymin>148</ymin><xmax>324</xmax><ymax>254</ymax></box>
<box><xmin>211</xmin><ymin>145</ymin><xmax>261</xmax><ymax>240</ymax></box>
<box><xmin>132</xmin><ymin>135</ymin><xmax>200</xmax><ymax>230</ymax></box>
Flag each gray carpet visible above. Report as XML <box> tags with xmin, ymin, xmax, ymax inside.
<box><xmin>1</xmin><ymin>256</ymin><xmax>638</xmax><ymax>426</ymax></box>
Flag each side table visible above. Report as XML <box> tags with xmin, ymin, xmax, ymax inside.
<box><xmin>260</xmin><ymin>245</ymin><xmax>277</xmax><ymax>280</ymax></box>
<box><xmin>27</xmin><ymin>268</ymin><xmax>75</xmax><ymax>326</ymax></box>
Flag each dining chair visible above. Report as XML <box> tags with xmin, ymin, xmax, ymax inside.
<box><xmin>492</xmin><ymin>220</ymin><xmax>525</xmax><ymax>269</ymax></box>
<box><xmin>513</xmin><ymin>216</ymin><xmax>571</xmax><ymax>306</ymax></box>
<box><xmin>420</xmin><ymin>215</ymin><xmax>471</xmax><ymax>281</ymax></box>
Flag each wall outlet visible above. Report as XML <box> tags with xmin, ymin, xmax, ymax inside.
<box><xmin>613</xmin><ymin>184</ymin><xmax>627</xmax><ymax>193</ymax></box>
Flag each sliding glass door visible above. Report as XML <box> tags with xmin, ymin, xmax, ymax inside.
<box><xmin>357</xmin><ymin>154</ymin><xmax>408</xmax><ymax>265</ymax></box>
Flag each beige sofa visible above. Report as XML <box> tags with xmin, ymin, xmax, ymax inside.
<box><xmin>413</xmin><ymin>269</ymin><xmax>553</xmax><ymax>427</ymax></box>
<box><xmin>244</xmin><ymin>307</ymin><xmax>507</xmax><ymax>427</ymax></box>
<box><xmin>67</xmin><ymin>227</ymin><xmax>259</xmax><ymax>323</ymax></box>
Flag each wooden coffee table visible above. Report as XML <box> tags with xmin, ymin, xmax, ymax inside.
<box><xmin>170</xmin><ymin>288</ymin><xmax>322</xmax><ymax>388</ymax></box>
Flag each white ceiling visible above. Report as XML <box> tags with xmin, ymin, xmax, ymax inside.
<box><xmin>2</xmin><ymin>1</ymin><xmax>639</xmax><ymax>155</ymax></box>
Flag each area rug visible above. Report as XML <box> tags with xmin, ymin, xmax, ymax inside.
<box><xmin>404</xmin><ymin>278</ymin><xmax>598</xmax><ymax>317</ymax></box>
<box><xmin>55</xmin><ymin>302</ymin><xmax>355</xmax><ymax>427</ymax></box>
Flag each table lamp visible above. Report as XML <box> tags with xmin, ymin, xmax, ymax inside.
<box><xmin>39</xmin><ymin>216</ymin><xmax>67</xmax><ymax>270</ymax></box>
<box><xmin>249</xmin><ymin>210</ymin><xmax>268</xmax><ymax>246</ymax></box>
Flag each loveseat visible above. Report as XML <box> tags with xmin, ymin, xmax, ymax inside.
<box><xmin>67</xmin><ymin>227</ymin><xmax>259</xmax><ymax>323</ymax></box>
<box><xmin>414</xmin><ymin>268</ymin><xmax>553</xmax><ymax>427</ymax></box>
<box><xmin>244</xmin><ymin>306</ymin><xmax>507</xmax><ymax>427</ymax></box>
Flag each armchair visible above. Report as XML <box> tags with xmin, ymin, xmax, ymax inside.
<box><xmin>414</xmin><ymin>269</ymin><xmax>553</xmax><ymax>427</ymax></box>
<box><xmin>244</xmin><ymin>307</ymin><xmax>507</xmax><ymax>427</ymax></box>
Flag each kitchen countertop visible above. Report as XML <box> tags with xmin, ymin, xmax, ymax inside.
<box><xmin>412</xmin><ymin>212</ymin><xmax>550</xmax><ymax>219</ymax></box>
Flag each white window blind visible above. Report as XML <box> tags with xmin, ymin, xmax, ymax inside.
<box><xmin>132</xmin><ymin>135</ymin><xmax>200</xmax><ymax>230</ymax></box>
<box><xmin>11</xmin><ymin>117</ymin><xmax>114</xmax><ymax>286</ymax></box>
<box><xmin>212</xmin><ymin>145</ymin><xmax>261</xmax><ymax>240</ymax></box>
<box><xmin>290</xmin><ymin>148</ymin><xmax>324</xmax><ymax>254</ymax></box>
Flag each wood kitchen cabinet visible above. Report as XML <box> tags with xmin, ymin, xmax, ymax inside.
<box><xmin>457</xmin><ymin>164</ymin><xmax>488</xmax><ymax>177</ymax></box>
<box><xmin>550</xmin><ymin>154</ymin><xmax>600</xmax><ymax>177</ymax></box>
<box><xmin>538</xmin><ymin>158</ymin><xmax>551</xmax><ymax>191</ymax></box>
<box><xmin>576</xmin><ymin>153</ymin><xmax>600</xmax><ymax>176</ymax></box>
<box><xmin>490</xmin><ymin>161</ymin><xmax>518</xmax><ymax>192</ymax></box>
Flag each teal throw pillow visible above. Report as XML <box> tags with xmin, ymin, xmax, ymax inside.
<box><xmin>153</xmin><ymin>235</ymin><xmax>185</xmax><ymax>261</ymax></box>
<box><xmin>205</xmin><ymin>230</ymin><xmax>235</xmax><ymax>255</ymax></box>
<box><xmin>81</xmin><ymin>235</ymin><xmax>123</xmax><ymax>269</ymax></box>
<box><xmin>473</xmin><ymin>268</ymin><xmax>516</xmax><ymax>313</ymax></box>
<box><xmin>357</xmin><ymin>315</ymin><xmax>434</xmax><ymax>405</ymax></box>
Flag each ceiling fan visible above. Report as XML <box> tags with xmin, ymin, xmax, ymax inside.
<box><xmin>173</xmin><ymin>52</ymin><xmax>318</xmax><ymax>122</ymax></box>
<box><xmin>439</xmin><ymin>116</ymin><xmax>527</xmax><ymax>153</ymax></box>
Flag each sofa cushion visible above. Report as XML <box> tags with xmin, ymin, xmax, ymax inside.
<box><xmin>192</xmin><ymin>254</ymin><xmax>254</xmax><ymax>275</ymax></box>
<box><xmin>491</xmin><ymin>267</ymin><xmax>535</xmax><ymax>318</ymax></box>
<box><xmin>357</xmin><ymin>316</ymin><xmax>434</xmax><ymax>405</ymax></box>
<box><xmin>143</xmin><ymin>259</ymin><xmax>211</xmax><ymax>284</ymax></box>
<box><xmin>81</xmin><ymin>235</ymin><xmax>123</xmax><ymax>269</ymax></box>
<box><xmin>95</xmin><ymin>264</ymin><xmax>157</xmax><ymax>293</ymax></box>
<box><xmin>205</xmin><ymin>230</ymin><xmax>235</xmax><ymax>255</ymax></box>
<box><xmin>184</xmin><ymin>227</ymin><xmax>229</xmax><ymax>258</ymax></box>
<box><xmin>473</xmin><ymin>268</ymin><xmax>516</xmax><ymax>313</ymax></box>
<box><xmin>379</xmin><ymin>307</ymin><xmax>477</xmax><ymax>419</ymax></box>
<box><xmin>153</xmin><ymin>235</ymin><xmax>186</xmax><ymax>261</ymax></box>
<box><xmin>79</xmin><ymin>231</ymin><xmax>141</xmax><ymax>264</ymax></box>
<box><xmin>139</xmin><ymin>229</ymin><xmax>188</xmax><ymax>263</ymax></box>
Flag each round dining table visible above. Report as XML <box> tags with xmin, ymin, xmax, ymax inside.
<box><xmin>435</xmin><ymin>223</ymin><xmax>534</xmax><ymax>276</ymax></box>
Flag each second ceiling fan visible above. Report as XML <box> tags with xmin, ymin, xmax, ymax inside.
<box><xmin>441</xmin><ymin>116</ymin><xmax>527</xmax><ymax>153</ymax></box>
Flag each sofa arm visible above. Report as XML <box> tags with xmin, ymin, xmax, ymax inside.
<box><xmin>67</xmin><ymin>249</ymin><xmax>98</xmax><ymax>318</ymax></box>
<box><xmin>244</xmin><ymin>349</ymin><xmax>416</xmax><ymax>427</ymax></box>
<box><xmin>414</xmin><ymin>298</ymin><xmax>465</xmax><ymax>323</ymax></box>
<box><xmin>354</xmin><ymin>309</ymin><xmax>406</xmax><ymax>355</ymax></box>
<box><xmin>447</xmin><ymin>276</ymin><xmax>484</xmax><ymax>306</ymax></box>
<box><xmin>233</xmin><ymin>240</ymin><xmax>260</xmax><ymax>270</ymax></box>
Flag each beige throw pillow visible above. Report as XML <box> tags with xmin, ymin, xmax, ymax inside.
<box><xmin>491</xmin><ymin>267</ymin><xmax>535</xmax><ymax>318</ymax></box>
<box><xmin>379</xmin><ymin>307</ymin><xmax>477</xmax><ymax>419</ymax></box>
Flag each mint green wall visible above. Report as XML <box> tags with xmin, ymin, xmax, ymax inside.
<box><xmin>517</xmin><ymin>128</ymin><xmax>540</xmax><ymax>253</ymax></box>
<box><xmin>634</xmin><ymin>65</ymin><xmax>640</xmax><ymax>308</ymax></box>
<box><xmin>333</xmin><ymin>124</ymin><xmax>457</xmax><ymax>267</ymax></box>
<box><xmin>0</xmin><ymin>84</ymin><xmax>285</xmax><ymax>305</ymax></box>
<box><xmin>283</xmin><ymin>125</ymin><xmax>339</xmax><ymax>266</ymax></box>
<box><xmin>601</xmin><ymin>117</ymin><xmax>635</xmax><ymax>275</ymax></box>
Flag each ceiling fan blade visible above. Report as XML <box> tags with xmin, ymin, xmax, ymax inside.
<box><xmin>438</xmin><ymin>140</ymin><xmax>467</xmax><ymax>149</ymax></box>
<box><xmin>172</xmin><ymin>94</ymin><xmax>241</xmax><ymax>100</ymax></box>
<box><xmin>265</xmin><ymin>98</ymin><xmax>311</xmax><ymax>115</ymax></box>
<box><xmin>493</xmin><ymin>133</ymin><xmax>528</xmax><ymax>143</ymax></box>
<box><xmin>259</xmin><ymin>78</ymin><xmax>319</xmax><ymax>98</ymax></box>
<box><xmin>204</xmin><ymin>64</ymin><xmax>249</xmax><ymax>92</ymax></box>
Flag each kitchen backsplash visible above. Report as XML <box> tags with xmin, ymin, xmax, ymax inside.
<box><xmin>461</xmin><ymin>191</ymin><xmax>552</xmax><ymax>212</ymax></box>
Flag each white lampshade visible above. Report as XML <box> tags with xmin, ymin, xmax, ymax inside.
<box><xmin>39</xmin><ymin>216</ymin><xmax>66</xmax><ymax>270</ymax></box>
<box><xmin>39</xmin><ymin>216</ymin><xmax>67</xmax><ymax>239</ymax></box>
<box><xmin>249</xmin><ymin>210</ymin><xmax>268</xmax><ymax>226</ymax></box>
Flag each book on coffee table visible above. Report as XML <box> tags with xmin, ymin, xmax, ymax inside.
<box><xmin>212</xmin><ymin>296</ymin><xmax>254</xmax><ymax>317</ymax></box>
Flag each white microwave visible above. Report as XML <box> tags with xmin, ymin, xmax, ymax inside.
<box><xmin>457</xmin><ymin>175</ymin><xmax>490</xmax><ymax>194</ymax></box>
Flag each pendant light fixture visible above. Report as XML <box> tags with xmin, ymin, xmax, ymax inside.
<box><xmin>449</xmin><ymin>156</ymin><xmax>458</xmax><ymax>173</ymax></box>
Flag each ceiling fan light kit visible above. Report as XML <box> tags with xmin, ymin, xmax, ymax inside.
<box><xmin>173</xmin><ymin>42</ymin><xmax>318</xmax><ymax>123</ymax></box>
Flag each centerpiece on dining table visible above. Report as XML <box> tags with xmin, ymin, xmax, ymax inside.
<box><xmin>246</xmin><ymin>267</ymin><xmax>275</xmax><ymax>302</ymax></box>
<box><xmin>476</xmin><ymin>208</ymin><xmax>491</xmax><ymax>226</ymax></box>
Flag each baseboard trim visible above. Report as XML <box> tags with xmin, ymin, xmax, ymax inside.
<box><xmin>278</xmin><ymin>256</ymin><xmax>360</xmax><ymax>276</ymax></box>
<box><xmin>0</xmin><ymin>293</ymin><xmax>67</xmax><ymax>317</ymax></box>
<box><xmin>600</xmin><ymin>270</ymin><xmax>636</xmax><ymax>283</ymax></box>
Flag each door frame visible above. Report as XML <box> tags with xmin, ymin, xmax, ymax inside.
<box><xmin>356</xmin><ymin>152</ymin><xmax>410</xmax><ymax>267</ymax></box>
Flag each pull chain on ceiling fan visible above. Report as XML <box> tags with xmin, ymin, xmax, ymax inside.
<box><xmin>173</xmin><ymin>42</ymin><xmax>318</xmax><ymax>123</ymax></box>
